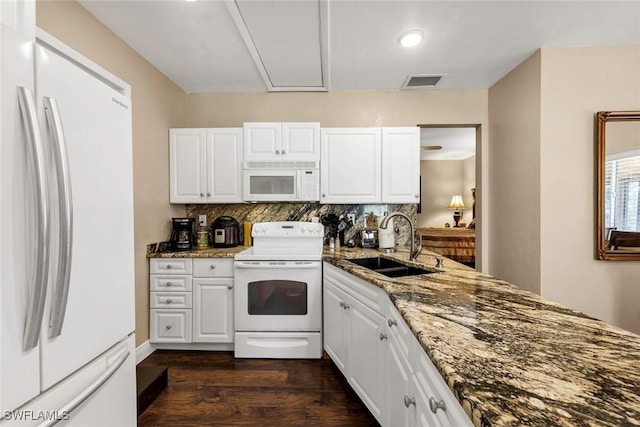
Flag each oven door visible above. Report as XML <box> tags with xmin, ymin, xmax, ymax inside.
<box><xmin>234</xmin><ymin>261</ymin><xmax>321</xmax><ymax>331</ymax></box>
<box><xmin>243</xmin><ymin>169</ymin><xmax>300</xmax><ymax>202</ymax></box>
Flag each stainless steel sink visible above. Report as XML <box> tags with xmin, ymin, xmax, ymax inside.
<box><xmin>347</xmin><ymin>257</ymin><xmax>433</xmax><ymax>278</ymax></box>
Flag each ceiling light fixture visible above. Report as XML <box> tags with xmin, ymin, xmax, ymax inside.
<box><xmin>399</xmin><ymin>30</ymin><xmax>424</xmax><ymax>48</ymax></box>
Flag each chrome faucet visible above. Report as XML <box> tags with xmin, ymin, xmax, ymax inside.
<box><xmin>379</xmin><ymin>212</ymin><xmax>423</xmax><ymax>261</ymax></box>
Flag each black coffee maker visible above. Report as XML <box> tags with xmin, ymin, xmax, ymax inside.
<box><xmin>170</xmin><ymin>218</ymin><xmax>196</xmax><ymax>251</ymax></box>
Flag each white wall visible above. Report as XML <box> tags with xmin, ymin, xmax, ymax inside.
<box><xmin>539</xmin><ymin>46</ymin><xmax>640</xmax><ymax>333</ymax></box>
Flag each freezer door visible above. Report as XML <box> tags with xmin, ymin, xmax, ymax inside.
<box><xmin>35</xmin><ymin>42</ymin><xmax>135</xmax><ymax>390</ymax></box>
<box><xmin>0</xmin><ymin>26</ymin><xmax>41</xmax><ymax>412</ymax></box>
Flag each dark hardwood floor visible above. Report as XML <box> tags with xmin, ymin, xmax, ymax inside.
<box><xmin>137</xmin><ymin>351</ymin><xmax>379</xmax><ymax>426</ymax></box>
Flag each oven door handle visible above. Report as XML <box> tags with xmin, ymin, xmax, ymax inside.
<box><xmin>234</xmin><ymin>262</ymin><xmax>319</xmax><ymax>269</ymax></box>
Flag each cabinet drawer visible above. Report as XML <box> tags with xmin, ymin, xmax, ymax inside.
<box><xmin>150</xmin><ymin>258</ymin><xmax>193</xmax><ymax>275</ymax></box>
<box><xmin>150</xmin><ymin>292</ymin><xmax>192</xmax><ymax>309</ymax></box>
<box><xmin>193</xmin><ymin>258</ymin><xmax>233</xmax><ymax>277</ymax></box>
<box><xmin>387</xmin><ymin>300</ymin><xmax>413</xmax><ymax>358</ymax></box>
<box><xmin>150</xmin><ymin>275</ymin><xmax>192</xmax><ymax>292</ymax></box>
<box><xmin>150</xmin><ymin>309</ymin><xmax>192</xmax><ymax>343</ymax></box>
<box><xmin>412</xmin><ymin>339</ymin><xmax>472</xmax><ymax>426</ymax></box>
<box><xmin>323</xmin><ymin>262</ymin><xmax>386</xmax><ymax>314</ymax></box>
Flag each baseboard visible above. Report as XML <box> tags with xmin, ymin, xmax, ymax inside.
<box><xmin>136</xmin><ymin>340</ymin><xmax>156</xmax><ymax>364</ymax></box>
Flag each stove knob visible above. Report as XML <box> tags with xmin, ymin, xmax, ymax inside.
<box><xmin>301</xmin><ymin>225</ymin><xmax>307</xmax><ymax>232</ymax></box>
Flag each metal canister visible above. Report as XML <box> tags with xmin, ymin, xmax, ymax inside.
<box><xmin>196</xmin><ymin>227</ymin><xmax>209</xmax><ymax>249</ymax></box>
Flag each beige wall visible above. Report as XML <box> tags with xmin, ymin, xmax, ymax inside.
<box><xmin>489</xmin><ymin>46</ymin><xmax>640</xmax><ymax>334</ymax></box>
<box><xmin>36</xmin><ymin>0</ymin><xmax>187</xmax><ymax>346</ymax></box>
<box><xmin>186</xmin><ymin>90</ymin><xmax>490</xmax><ymax>270</ymax></box>
<box><xmin>418</xmin><ymin>158</ymin><xmax>475</xmax><ymax>228</ymax></box>
<box><xmin>488</xmin><ymin>51</ymin><xmax>542</xmax><ymax>294</ymax></box>
<box><xmin>539</xmin><ymin>46</ymin><xmax>640</xmax><ymax>333</ymax></box>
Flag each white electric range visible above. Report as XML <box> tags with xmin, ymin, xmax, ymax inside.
<box><xmin>234</xmin><ymin>221</ymin><xmax>324</xmax><ymax>358</ymax></box>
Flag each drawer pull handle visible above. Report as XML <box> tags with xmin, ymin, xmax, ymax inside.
<box><xmin>166</xmin><ymin>265</ymin><xmax>173</xmax><ymax>269</ymax></box>
<box><xmin>388</xmin><ymin>319</ymin><xmax>397</xmax><ymax>327</ymax></box>
<box><xmin>166</xmin><ymin>299</ymin><xmax>173</xmax><ymax>304</ymax></box>
<box><xmin>210</xmin><ymin>265</ymin><xmax>216</xmax><ymax>270</ymax></box>
<box><xmin>165</xmin><ymin>324</ymin><xmax>173</xmax><ymax>330</ymax></box>
<box><xmin>379</xmin><ymin>333</ymin><xmax>388</xmax><ymax>341</ymax></box>
<box><xmin>429</xmin><ymin>397</ymin><xmax>446</xmax><ymax>414</ymax></box>
<box><xmin>404</xmin><ymin>395</ymin><xmax>416</xmax><ymax>408</ymax></box>
<box><xmin>227</xmin><ymin>285</ymin><xmax>233</xmax><ymax>289</ymax></box>
<box><xmin>166</xmin><ymin>282</ymin><xmax>173</xmax><ymax>287</ymax></box>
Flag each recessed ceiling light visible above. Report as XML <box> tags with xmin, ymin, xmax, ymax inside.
<box><xmin>399</xmin><ymin>30</ymin><xmax>424</xmax><ymax>48</ymax></box>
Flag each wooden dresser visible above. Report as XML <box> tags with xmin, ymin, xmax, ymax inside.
<box><xmin>417</xmin><ymin>227</ymin><xmax>475</xmax><ymax>265</ymax></box>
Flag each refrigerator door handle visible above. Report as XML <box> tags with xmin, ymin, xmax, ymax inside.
<box><xmin>17</xmin><ymin>86</ymin><xmax>51</xmax><ymax>351</ymax></box>
<box><xmin>37</xmin><ymin>348</ymin><xmax>131</xmax><ymax>427</ymax></box>
<box><xmin>43</xmin><ymin>97</ymin><xmax>74</xmax><ymax>338</ymax></box>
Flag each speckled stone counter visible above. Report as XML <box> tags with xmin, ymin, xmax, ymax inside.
<box><xmin>146</xmin><ymin>245</ymin><xmax>249</xmax><ymax>258</ymax></box>
<box><xmin>323</xmin><ymin>247</ymin><xmax>640</xmax><ymax>427</ymax></box>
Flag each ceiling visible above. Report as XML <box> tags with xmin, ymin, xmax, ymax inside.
<box><xmin>78</xmin><ymin>1</ymin><xmax>640</xmax><ymax>93</ymax></box>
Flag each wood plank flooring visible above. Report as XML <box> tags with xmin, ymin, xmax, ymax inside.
<box><xmin>137</xmin><ymin>351</ymin><xmax>379</xmax><ymax>426</ymax></box>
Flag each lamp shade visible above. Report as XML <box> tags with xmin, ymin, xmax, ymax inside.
<box><xmin>447</xmin><ymin>195</ymin><xmax>465</xmax><ymax>210</ymax></box>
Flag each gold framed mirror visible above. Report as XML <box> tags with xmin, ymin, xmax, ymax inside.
<box><xmin>596</xmin><ymin>111</ymin><xmax>640</xmax><ymax>260</ymax></box>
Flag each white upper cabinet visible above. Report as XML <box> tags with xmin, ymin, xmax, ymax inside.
<box><xmin>170</xmin><ymin>128</ymin><xmax>243</xmax><ymax>204</ymax></box>
<box><xmin>381</xmin><ymin>127</ymin><xmax>420</xmax><ymax>204</ymax></box>
<box><xmin>320</xmin><ymin>127</ymin><xmax>419</xmax><ymax>204</ymax></box>
<box><xmin>244</xmin><ymin>122</ymin><xmax>319</xmax><ymax>161</ymax></box>
<box><xmin>320</xmin><ymin>128</ymin><xmax>382</xmax><ymax>204</ymax></box>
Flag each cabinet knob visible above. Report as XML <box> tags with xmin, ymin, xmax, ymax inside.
<box><xmin>379</xmin><ymin>333</ymin><xmax>388</xmax><ymax>341</ymax></box>
<box><xmin>322</xmin><ymin>193</ymin><xmax>327</xmax><ymax>198</ymax></box>
<box><xmin>415</xmin><ymin>194</ymin><xmax>420</xmax><ymax>198</ymax></box>
<box><xmin>165</xmin><ymin>324</ymin><xmax>173</xmax><ymax>330</ymax></box>
<box><xmin>404</xmin><ymin>395</ymin><xmax>416</xmax><ymax>408</ymax></box>
<box><xmin>207</xmin><ymin>192</ymin><xmax>211</xmax><ymax>197</ymax></box>
<box><xmin>227</xmin><ymin>284</ymin><xmax>233</xmax><ymax>289</ymax></box>
<box><xmin>166</xmin><ymin>299</ymin><xmax>173</xmax><ymax>304</ymax></box>
<box><xmin>387</xmin><ymin>318</ymin><xmax>397</xmax><ymax>327</ymax></box>
<box><xmin>343</xmin><ymin>303</ymin><xmax>350</xmax><ymax>310</ymax></box>
<box><xmin>275</xmin><ymin>149</ymin><xmax>281</xmax><ymax>154</ymax></box>
<box><xmin>200</xmin><ymin>193</ymin><xmax>204</xmax><ymax>197</ymax></box>
<box><xmin>166</xmin><ymin>264</ymin><xmax>173</xmax><ymax>269</ymax></box>
<box><xmin>429</xmin><ymin>397</ymin><xmax>446</xmax><ymax>414</ymax></box>
<box><xmin>210</xmin><ymin>265</ymin><xmax>216</xmax><ymax>269</ymax></box>
<box><xmin>281</xmin><ymin>150</ymin><xmax>286</xmax><ymax>154</ymax></box>
<box><xmin>339</xmin><ymin>301</ymin><xmax>345</xmax><ymax>308</ymax></box>
<box><xmin>166</xmin><ymin>282</ymin><xmax>173</xmax><ymax>287</ymax></box>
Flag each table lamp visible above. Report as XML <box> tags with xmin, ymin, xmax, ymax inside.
<box><xmin>448</xmin><ymin>195</ymin><xmax>466</xmax><ymax>228</ymax></box>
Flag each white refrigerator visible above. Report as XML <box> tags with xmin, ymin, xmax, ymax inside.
<box><xmin>1</xmin><ymin>6</ymin><xmax>136</xmax><ymax>426</ymax></box>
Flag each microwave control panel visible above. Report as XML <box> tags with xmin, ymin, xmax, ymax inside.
<box><xmin>300</xmin><ymin>170</ymin><xmax>319</xmax><ymax>201</ymax></box>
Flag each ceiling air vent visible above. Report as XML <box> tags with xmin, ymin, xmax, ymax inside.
<box><xmin>402</xmin><ymin>74</ymin><xmax>443</xmax><ymax>89</ymax></box>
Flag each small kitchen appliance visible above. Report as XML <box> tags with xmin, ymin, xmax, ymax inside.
<box><xmin>211</xmin><ymin>216</ymin><xmax>240</xmax><ymax>247</ymax></box>
<box><xmin>234</xmin><ymin>221</ymin><xmax>324</xmax><ymax>359</ymax></box>
<box><xmin>360</xmin><ymin>228</ymin><xmax>378</xmax><ymax>248</ymax></box>
<box><xmin>171</xmin><ymin>218</ymin><xmax>196</xmax><ymax>251</ymax></box>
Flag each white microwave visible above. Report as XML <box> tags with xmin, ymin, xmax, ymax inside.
<box><xmin>243</xmin><ymin>161</ymin><xmax>320</xmax><ymax>202</ymax></box>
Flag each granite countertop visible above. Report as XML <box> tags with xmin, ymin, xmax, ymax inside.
<box><xmin>323</xmin><ymin>247</ymin><xmax>640</xmax><ymax>427</ymax></box>
<box><xmin>147</xmin><ymin>245</ymin><xmax>249</xmax><ymax>258</ymax></box>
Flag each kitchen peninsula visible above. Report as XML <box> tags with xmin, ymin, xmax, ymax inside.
<box><xmin>147</xmin><ymin>244</ymin><xmax>640</xmax><ymax>426</ymax></box>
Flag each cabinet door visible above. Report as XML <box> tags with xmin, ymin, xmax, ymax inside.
<box><xmin>282</xmin><ymin>122</ymin><xmax>320</xmax><ymax>160</ymax></box>
<box><xmin>0</xmin><ymin>0</ymin><xmax>35</xmax><ymax>39</ymax></box>
<box><xmin>206</xmin><ymin>128</ymin><xmax>243</xmax><ymax>203</ymax></box>
<box><xmin>322</xmin><ymin>280</ymin><xmax>348</xmax><ymax>372</ymax></box>
<box><xmin>170</xmin><ymin>128</ymin><xmax>206</xmax><ymax>203</ymax></box>
<box><xmin>150</xmin><ymin>309</ymin><xmax>192</xmax><ymax>343</ymax></box>
<box><xmin>192</xmin><ymin>278</ymin><xmax>234</xmax><ymax>343</ymax></box>
<box><xmin>347</xmin><ymin>296</ymin><xmax>386</xmax><ymax>423</ymax></box>
<box><xmin>244</xmin><ymin>122</ymin><xmax>281</xmax><ymax>161</ymax></box>
<box><xmin>388</xmin><ymin>335</ymin><xmax>413</xmax><ymax>427</ymax></box>
<box><xmin>382</xmin><ymin>127</ymin><xmax>420</xmax><ymax>204</ymax></box>
<box><xmin>320</xmin><ymin>128</ymin><xmax>381</xmax><ymax>204</ymax></box>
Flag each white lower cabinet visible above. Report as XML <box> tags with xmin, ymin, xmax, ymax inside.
<box><xmin>323</xmin><ymin>262</ymin><xmax>472</xmax><ymax>427</ymax></box>
<box><xmin>150</xmin><ymin>258</ymin><xmax>234</xmax><ymax>345</ymax></box>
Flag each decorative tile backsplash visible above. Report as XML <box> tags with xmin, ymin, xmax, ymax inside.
<box><xmin>184</xmin><ymin>203</ymin><xmax>417</xmax><ymax>247</ymax></box>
